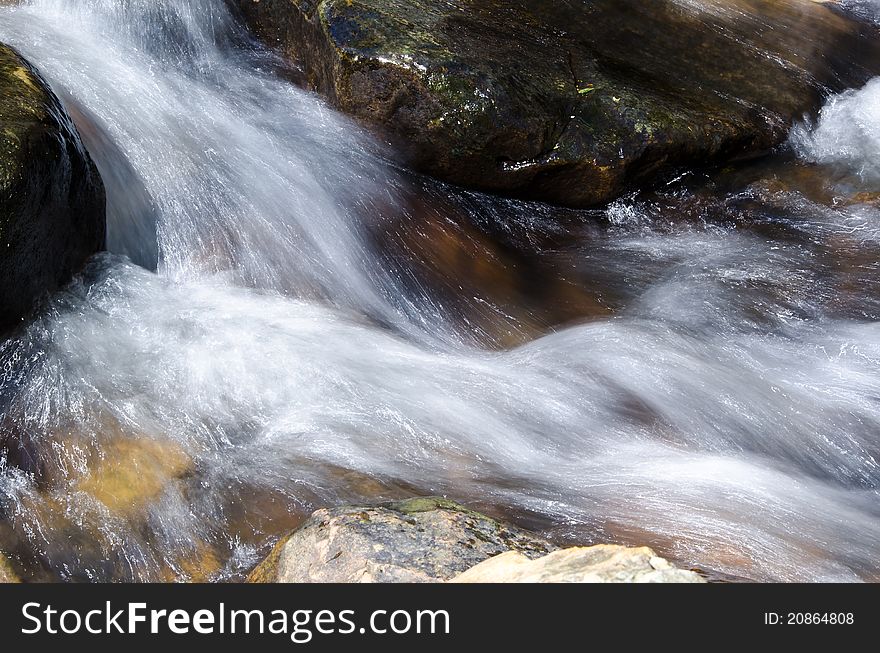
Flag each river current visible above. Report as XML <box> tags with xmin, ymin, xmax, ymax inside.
<box><xmin>1</xmin><ymin>0</ymin><xmax>879</xmax><ymax>582</ymax></box>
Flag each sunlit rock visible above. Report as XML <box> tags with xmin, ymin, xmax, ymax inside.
<box><xmin>249</xmin><ymin>498</ymin><xmax>555</xmax><ymax>583</ymax></box>
<box><xmin>250</xmin><ymin>499</ymin><xmax>709</xmax><ymax>583</ymax></box>
<box><xmin>451</xmin><ymin>546</ymin><xmax>706</xmax><ymax>583</ymax></box>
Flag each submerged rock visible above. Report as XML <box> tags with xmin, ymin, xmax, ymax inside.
<box><xmin>235</xmin><ymin>0</ymin><xmax>879</xmax><ymax>207</ymax></box>
<box><xmin>0</xmin><ymin>552</ymin><xmax>20</xmax><ymax>583</ymax></box>
<box><xmin>451</xmin><ymin>546</ymin><xmax>705</xmax><ymax>583</ymax></box>
<box><xmin>72</xmin><ymin>437</ymin><xmax>194</xmax><ymax>517</ymax></box>
<box><xmin>0</xmin><ymin>405</ymin><xmax>208</xmax><ymax>582</ymax></box>
<box><xmin>249</xmin><ymin>497</ymin><xmax>555</xmax><ymax>583</ymax></box>
<box><xmin>0</xmin><ymin>43</ymin><xmax>105</xmax><ymax>330</ymax></box>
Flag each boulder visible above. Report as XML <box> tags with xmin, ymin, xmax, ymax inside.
<box><xmin>451</xmin><ymin>546</ymin><xmax>706</xmax><ymax>583</ymax></box>
<box><xmin>234</xmin><ymin>0</ymin><xmax>880</xmax><ymax>207</ymax></box>
<box><xmin>0</xmin><ymin>552</ymin><xmax>20</xmax><ymax>583</ymax></box>
<box><xmin>248</xmin><ymin>497</ymin><xmax>555</xmax><ymax>583</ymax></box>
<box><xmin>0</xmin><ymin>43</ymin><xmax>105</xmax><ymax>330</ymax></box>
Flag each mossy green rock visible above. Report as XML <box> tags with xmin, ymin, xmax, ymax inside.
<box><xmin>248</xmin><ymin>498</ymin><xmax>555</xmax><ymax>583</ymax></box>
<box><xmin>236</xmin><ymin>0</ymin><xmax>880</xmax><ymax>206</ymax></box>
<box><xmin>0</xmin><ymin>43</ymin><xmax>105</xmax><ymax>330</ymax></box>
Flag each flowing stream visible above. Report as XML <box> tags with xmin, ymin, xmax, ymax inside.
<box><xmin>1</xmin><ymin>0</ymin><xmax>880</xmax><ymax>582</ymax></box>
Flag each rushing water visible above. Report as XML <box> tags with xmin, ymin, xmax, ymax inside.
<box><xmin>0</xmin><ymin>0</ymin><xmax>879</xmax><ymax>582</ymax></box>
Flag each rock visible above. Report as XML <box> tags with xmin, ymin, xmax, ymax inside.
<box><xmin>160</xmin><ymin>540</ymin><xmax>224</xmax><ymax>584</ymax></box>
<box><xmin>0</xmin><ymin>404</ymin><xmax>209</xmax><ymax>582</ymax></box>
<box><xmin>451</xmin><ymin>546</ymin><xmax>706</xmax><ymax>583</ymax></box>
<box><xmin>73</xmin><ymin>437</ymin><xmax>194</xmax><ymax>516</ymax></box>
<box><xmin>0</xmin><ymin>43</ymin><xmax>105</xmax><ymax>330</ymax></box>
<box><xmin>0</xmin><ymin>552</ymin><xmax>20</xmax><ymax>583</ymax></box>
<box><xmin>234</xmin><ymin>0</ymin><xmax>879</xmax><ymax>207</ymax></box>
<box><xmin>248</xmin><ymin>497</ymin><xmax>555</xmax><ymax>583</ymax></box>
<box><xmin>249</xmin><ymin>498</ymin><xmax>709</xmax><ymax>583</ymax></box>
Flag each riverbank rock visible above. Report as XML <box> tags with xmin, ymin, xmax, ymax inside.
<box><xmin>451</xmin><ymin>546</ymin><xmax>705</xmax><ymax>583</ymax></box>
<box><xmin>0</xmin><ymin>552</ymin><xmax>20</xmax><ymax>583</ymax></box>
<box><xmin>249</xmin><ymin>498</ymin><xmax>704</xmax><ymax>583</ymax></box>
<box><xmin>248</xmin><ymin>498</ymin><xmax>555</xmax><ymax>583</ymax></box>
<box><xmin>0</xmin><ymin>43</ymin><xmax>105</xmax><ymax>331</ymax></box>
<box><xmin>235</xmin><ymin>0</ymin><xmax>879</xmax><ymax>207</ymax></box>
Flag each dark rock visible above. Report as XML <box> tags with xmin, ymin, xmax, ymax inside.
<box><xmin>234</xmin><ymin>0</ymin><xmax>880</xmax><ymax>207</ymax></box>
<box><xmin>0</xmin><ymin>43</ymin><xmax>105</xmax><ymax>330</ymax></box>
<box><xmin>248</xmin><ymin>497</ymin><xmax>556</xmax><ymax>583</ymax></box>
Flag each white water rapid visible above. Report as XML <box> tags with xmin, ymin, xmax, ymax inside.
<box><xmin>0</xmin><ymin>0</ymin><xmax>879</xmax><ymax>582</ymax></box>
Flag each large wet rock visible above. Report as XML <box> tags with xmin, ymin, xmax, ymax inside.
<box><xmin>235</xmin><ymin>0</ymin><xmax>879</xmax><ymax>207</ymax></box>
<box><xmin>249</xmin><ymin>498</ymin><xmax>556</xmax><ymax>582</ymax></box>
<box><xmin>0</xmin><ymin>43</ymin><xmax>105</xmax><ymax>330</ymax></box>
<box><xmin>451</xmin><ymin>546</ymin><xmax>705</xmax><ymax>583</ymax></box>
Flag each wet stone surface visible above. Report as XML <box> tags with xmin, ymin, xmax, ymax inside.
<box><xmin>236</xmin><ymin>0</ymin><xmax>880</xmax><ymax>206</ymax></box>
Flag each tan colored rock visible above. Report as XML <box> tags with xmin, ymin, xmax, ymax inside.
<box><xmin>0</xmin><ymin>552</ymin><xmax>20</xmax><ymax>583</ymax></box>
<box><xmin>451</xmin><ymin>545</ymin><xmax>706</xmax><ymax>583</ymax></box>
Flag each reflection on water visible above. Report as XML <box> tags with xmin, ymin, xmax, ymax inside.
<box><xmin>0</xmin><ymin>0</ymin><xmax>879</xmax><ymax>582</ymax></box>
